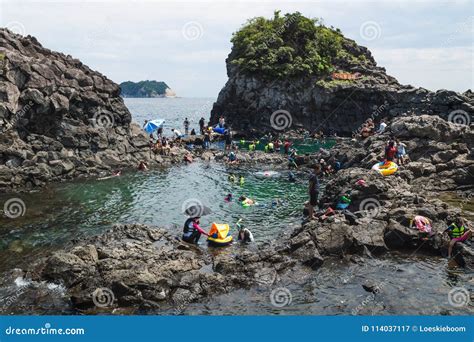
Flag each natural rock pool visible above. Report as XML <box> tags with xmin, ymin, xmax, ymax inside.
<box><xmin>0</xmin><ymin>99</ymin><xmax>472</xmax><ymax>315</ymax></box>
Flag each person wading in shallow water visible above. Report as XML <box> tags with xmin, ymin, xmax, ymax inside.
<box><xmin>308</xmin><ymin>164</ymin><xmax>321</xmax><ymax>220</ymax></box>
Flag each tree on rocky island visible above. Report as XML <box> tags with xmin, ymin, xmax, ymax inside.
<box><xmin>229</xmin><ymin>11</ymin><xmax>372</xmax><ymax>78</ymax></box>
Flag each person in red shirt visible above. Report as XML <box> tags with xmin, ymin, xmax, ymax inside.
<box><xmin>284</xmin><ymin>140</ymin><xmax>291</xmax><ymax>154</ymax></box>
<box><xmin>384</xmin><ymin>140</ymin><xmax>397</xmax><ymax>162</ymax></box>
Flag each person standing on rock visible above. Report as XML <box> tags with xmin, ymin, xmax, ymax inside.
<box><xmin>183</xmin><ymin>118</ymin><xmax>190</xmax><ymax>135</ymax></box>
<box><xmin>182</xmin><ymin>216</ymin><xmax>208</xmax><ymax>244</ymax></box>
<box><xmin>199</xmin><ymin>117</ymin><xmax>205</xmax><ymax>134</ymax></box>
<box><xmin>384</xmin><ymin>140</ymin><xmax>397</xmax><ymax>162</ymax></box>
<box><xmin>308</xmin><ymin>164</ymin><xmax>321</xmax><ymax>219</ymax></box>
<box><xmin>395</xmin><ymin>138</ymin><xmax>407</xmax><ymax>166</ymax></box>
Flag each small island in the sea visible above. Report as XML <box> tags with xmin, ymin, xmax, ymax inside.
<box><xmin>120</xmin><ymin>80</ymin><xmax>177</xmax><ymax>98</ymax></box>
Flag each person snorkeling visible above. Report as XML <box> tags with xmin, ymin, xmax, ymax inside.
<box><xmin>239</xmin><ymin>195</ymin><xmax>255</xmax><ymax>206</ymax></box>
<box><xmin>224</xmin><ymin>193</ymin><xmax>233</xmax><ymax>202</ymax></box>
<box><xmin>228</xmin><ymin>173</ymin><xmax>236</xmax><ymax>183</ymax></box>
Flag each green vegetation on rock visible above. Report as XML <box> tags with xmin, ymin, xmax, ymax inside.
<box><xmin>229</xmin><ymin>11</ymin><xmax>366</xmax><ymax>78</ymax></box>
<box><xmin>120</xmin><ymin>80</ymin><xmax>170</xmax><ymax>98</ymax></box>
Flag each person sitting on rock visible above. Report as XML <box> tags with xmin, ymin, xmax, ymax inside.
<box><xmin>161</xmin><ymin>137</ymin><xmax>170</xmax><ymax>156</ymax></box>
<box><xmin>360</xmin><ymin>124</ymin><xmax>371</xmax><ymax>139</ymax></box>
<box><xmin>444</xmin><ymin>216</ymin><xmax>472</xmax><ymax>258</ymax></box>
<box><xmin>182</xmin><ymin>216</ymin><xmax>208</xmax><ymax>244</ymax></box>
<box><xmin>384</xmin><ymin>140</ymin><xmax>397</xmax><ymax>162</ymax></box>
<box><xmin>190</xmin><ymin>128</ymin><xmax>196</xmax><ymax>136</ymax></box>
<box><xmin>171</xmin><ymin>128</ymin><xmax>183</xmax><ymax>140</ymax></box>
<box><xmin>376</xmin><ymin>119</ymin><xmax>387</xmax><ymax>134</ymax></box>
<box><xmin>366</xmin><ymin>118</ymin><xmax>375</xmax><ymax>134</ymax></box>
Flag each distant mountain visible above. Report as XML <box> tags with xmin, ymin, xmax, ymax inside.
<box><xmin>119</xmin><ymin>80</ymin><xmax>176</xmax><ymax>98</ymax></box>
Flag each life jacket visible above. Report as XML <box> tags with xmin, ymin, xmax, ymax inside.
<box><xmin>449</xmin><ymin>223</ymin><xmax>466</xmax><ymax>238</ymax></box>
<box><xmin>249</xmin><ymin>144</ymin><xmax>255</xmax><ymax>151</ymax></box>
<box><xmin>183</xmin><ymin>218</ymin><xmax>197</xmax><ymax>235</ymax></box>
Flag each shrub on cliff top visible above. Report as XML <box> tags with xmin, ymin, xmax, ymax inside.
<box><xmin>230</xmin><ymin>11</ymin><xmax>353</xmax><ymax>78</ymax></box>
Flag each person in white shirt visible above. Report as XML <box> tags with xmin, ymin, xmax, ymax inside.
<box><xmin>377</xmin><ymin>119</ymin><xmax>387</xmax><ymax>134</ymax></box>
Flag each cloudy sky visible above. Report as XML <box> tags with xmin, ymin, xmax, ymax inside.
<box><xmin>1</xmin><ymin>0</ymin><xmax>472</xmax><ymax>97</ymax></box>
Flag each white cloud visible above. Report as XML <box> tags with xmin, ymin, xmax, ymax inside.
<box><xmin>0</xmin><ymin>0</ymin><xmax>472</xmax><ymax>96</ymax></box>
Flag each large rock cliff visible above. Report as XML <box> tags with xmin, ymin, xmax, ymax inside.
<box><xmin>0</xmin><ymin>29</ymin><xmax>172</xmax><ymax>191</ymax></box>
<box><xmin>210</xmin><ymin>13</ymin><xmax>473</xmax><ymax>136</ymax></box>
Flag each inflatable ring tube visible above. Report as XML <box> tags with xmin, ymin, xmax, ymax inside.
<box><xmin>371</xmin><ymin>161</ymin><xmax>398</xmax><ymax>176</ymax></box>
<box><xmin>207</xmin><ymin>235</ymin><xmax>233</xmax><ymax>246</ymax></box>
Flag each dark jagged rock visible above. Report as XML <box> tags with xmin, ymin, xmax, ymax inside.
<box><xmin>28</xmin><ymin>224</ymin><xmax>304</xmax><ymax>313</ymax></box>
<box><xmin>210</xmin><ymin>15</ymin><xmax>473</xmax><ymax>136</ymax></box>
<box><xmin>0</xmin><ymin>29</ymin><xmax>184</xmax><ymax>191</ymax></box>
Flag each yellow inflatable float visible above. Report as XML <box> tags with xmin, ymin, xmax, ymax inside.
<box><xmin>372</xmin><ymin>161</ymin><xmax>398</xmax><ymax>176</ymax></box>
<box><xmin>207</xmin><ymin>223</ymin><xmax>233</xmax><ymax>246</ymax></box>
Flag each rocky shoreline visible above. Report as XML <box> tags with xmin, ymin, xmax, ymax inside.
<box><xmin>8</xmin><ymin>114</ymin><xmax>470</xmax><ymax>314</ymax></box>
<box><xmin>0</xmin><ymin>29</ymin><xmax>190</xmax><ymax>192</ymax></box>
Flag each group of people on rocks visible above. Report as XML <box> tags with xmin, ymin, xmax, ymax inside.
<box><xmin>144</xmin><ymin>115</ymin><xmax>471</xmax><ymax>262</ymax></box>
<box><xmin>357</xmin><ymin>118</ymin><xmax>387</xmax><ymax>139</ymax></box>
